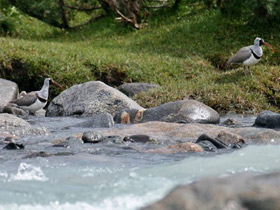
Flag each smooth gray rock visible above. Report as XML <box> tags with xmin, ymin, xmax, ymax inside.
<box><xmin>3</xmin><ymin>106</ymin><xmax>29</xmax><ymax>116</ymax></box>
<box><xmin>254</xmin><ymin>110</ymin><xmax>280</xmax><ymax>128</ymax></box>
<box><xmin>46</xmin><ymin>81</ymin><xmax>143</xmax><ymax>117</ymax></box>
<box><xmin>142</xmin><ymin>172</ymin><xmax>280</xmax><ymax>210</ymax></box>
<box><xmin>82</xmin><ymin>131</ymin><xmax>104</xmax><ymax>143</ymax></box>
<box><xmin>117</xmin><ymin>82</ymin><xmax>160</xmax><ymax>97</ymax></box>
<box><xmin>0</xmin><ymin>79</ymin><xmax>18</xmax><ymax>112</ymax></box>
<box><xmin>0</xmin><ymin>113</ymin><xmax>49</xmax><ymax>137</ymax></box>
<box><xmin>141</xmin><ymin>100</ymin><xmax>220</xmax><ymax>124</ymax></box>
<box><xmin>71</xmin><ymin>113</ymin><xmax>114</xmax><ymax>128</ymax></box>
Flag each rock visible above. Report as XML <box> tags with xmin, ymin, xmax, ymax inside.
<box><xmin>95</xmin><ymin>121</ymin><xmax>280</xmax><ymax>144</ymax></box>
<box><xmin>0</xmin><ymin>79</ymin><xmax>18</xmax><ymax>113</ymax></box>
<box><xmin>117</xmin><ymin>82</ymin><xmax>160</xmax><ymax>97</ymax></box>
<box><xmin>3</xmin><ymin>142</ymin><xmax>24</xmax><ymax>150</ymax></box>
<box><xmin>0</xmin><ymin>113</ymin><xmax>49</xmax><ymax>136</ymax></box>
<box><xmin>141</xmin><ymin>100</ymin><xmax>220</xmax><ymax>124</ymax></box>
<box><xmin>114</xmin><ymin>108</ymin><xmax>145</xmax><ymax>124</ymax></box>
<box><xmin>46</xmin><ymin>81</ymin><xmax>143</xmax><ymax>117</ymax></box>
<box><xmin>254</xmin><ymin>110</ymin><xmax>280</xmax><ymax>128</ymax></box>
<box><xmin>216</xmin><ymin>130</ymin><xmax>245</xmax><ymax>145</ymax></box>
<box><xmin>196</xmin><ymin>132</ymin><xmax>246</xmax><ymax>152</ymax></box>
<box><xmin>221</xmin><ymin>117</ymin><xmax>244</xmax><ymax>127</ymax></box>
<box><xmin>82</xmin><ymin>131</ymin><xmax>104</xmax><ymax>143</ymax></box>
<box><xmin>23</xmin><ymin>151</ymin><xmax>74</xmax><ymax>159</ymax></box>
<box><xmin>196</xmin><ymin>140</ymin><xmax>217</xmax><ymax>152</ymax></box>
<box><xmin>70</xmin><ymin>113</ymin><xmax>114</xmax><ymax>128</ymax></box>
<box><xmin>141</xmin><ymin>172</ymin><xmax>280</xmax><ymax>210</ymax></box>
<box><xmin>3</xmin><ymin>106</ymin><xmax>29</xmax><ymax>116</ymax></box>
<box><xmin>123</xmin><ymin>135</ymin><xmax>158</xmax><ymax>143</ymax></box>
<box><xmin>196</xmin><ymin>134</ymin><xmax>228</xmax><ymax>149</ymax></box>
<box><xmin>146</xmin><ymin>142</ymin><xmax>203</xmax><ymax>154</ymax></box>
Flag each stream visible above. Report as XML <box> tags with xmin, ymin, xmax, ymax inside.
<box><xmin>1</xmin><ymin>114</ymin><xmax>280</xmax><ymax>210</ymax></box>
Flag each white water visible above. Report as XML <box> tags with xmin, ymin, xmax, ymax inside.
<box><xmin>1</xmin><ymin>144</ymin><xmax>280</xmax><ymax>210</ymax></box>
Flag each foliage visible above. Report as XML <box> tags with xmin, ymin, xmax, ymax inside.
<box><xmin>220</xmin><ymin>0</ymin><xmax>280</xmax><ymax>23</ymax></box>
<box><xmin>0</xmin><ymin>2</ymin><xmax>280</xmax><ymax>114</ymax></box>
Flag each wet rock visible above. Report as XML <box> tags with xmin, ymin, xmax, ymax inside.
<box><xmin>70</xmin><ymin>113</ymin><xmax>114</xmax><ymax>128</ymax></box>
<box><xmin>254</xmin><ymin>110</ymin><xmax>280</xmax><ymax>128</ymax></box>
<box><xmin>96</xmin><ymin>121</ymin><xmax>280</xmax><ymax>144</ymax></box>
<box><xmin>82</xmin><ymin>131</ymin><xmax>104</xmax><ymax>143</ymax></box>
<box><xmin>0</xmin><ymin>79</ymin><xmax>18</xmax><ymax>113</ymax></box>
<box><xmin>123</xmin><ymin>135</ymin><xmax>158</xmax><ymax>143</ymax></box>
<box><xmin>103</xmin><ymin>135</ymin><xmax>124</xmax><ymax>144</ymax></box>
<box><xmin>221</xmin><ymin>117</ymin><xmax>244</xmax><ymax>127</ymax></box>
<box><xmin>3</xmin><ymin>141</ymin><xmax>24</xmax><ymax>150</ymax></box>
<box><xmin>216</xmin><ymin>130</ymin><xmax>245</xmax><ymax>145</ymax></box>
<box><xmin>141</xmin><ymin>172</ymin><xmax>280</xmax><ymax>210</ymax></box>
<box><xmin>147</xmin><ymin>142</ymin><xmax>203</xmax><ymax>154</ymax></box>
<box><xmin>54</xmin><ymin>137</ymin><xmax>83</xmax><ymax>148</ymax></box>
<box><xmin>3</xmin><ymin>106</ymin><xmax>29</xmax><ymax>116</ymax></box>
<box><xmin>114</xmin><ymin>108</ymin><xmax>145</xmax><ymax>124</ymax></box>
<box><xmin>196</xmin><ymin>140</ymin><xmax>217</xmax><ymax>152</ymax></box>
<box><xmin>23</xmin><ymin>151</ymin><xmax>74</xmax><ymax>159</ymax></box>
<box><xmin>117</xmin><ymin>82</ymin><xmax>160</xmax><ymax>97</ymax></box>
<box><xmin>196</xmin><ymin>133</ymin><xmax>245</xmax><ymax>151</ymax></box>
<box><xmin>46</xmin><ymin>81</ymin><xmax>143</xmax><ymax>117</ymax></box>
<box><xmin>24</xmin><ymin>151</ymin><xmax>50</xmax><ymax>158</ymax></box>
<box><xmin>196</xmin><ymin>133</ymin><xmax>227</xmax><ymax>149</ymax></box>
<box><xmin>141</xmin><ymin>100</ymin><xmax>220</xmax><ymax>124</ymax></box>
<box><xmin>0</xmin><ymin>113</ymin><xmax>49</xmax><ymax>136</ymax></box>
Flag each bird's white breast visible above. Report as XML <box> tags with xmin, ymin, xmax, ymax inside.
<box><xmin>20</xmin><ymin>99</ymin><xmax>46</xmax><ymax>112</ymax></box>
<box><xmin>243</xmin><ymin>54</ymin><xmax>260</xmax><ymax>66</ymax></box>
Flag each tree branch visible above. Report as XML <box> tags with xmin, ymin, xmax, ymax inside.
<box><xmin>64</xmin><ymin>4</ymin><xmax>103</xmax><ymax>11</ymax></box>
<box><xmin>115</xmin><ymin>9</ymin><xmax>140</xmax><ymax>29</ymax></box>
<box><xmin>144</xmin><ymin>3</ymin><xmax>171</xmax><ymax>8</ymax></box>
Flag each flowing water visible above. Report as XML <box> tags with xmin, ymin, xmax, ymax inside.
<box><xmin>1</xmin><ymin>114</ymin><xmax>280</xmax><ymax>210</ymax></box>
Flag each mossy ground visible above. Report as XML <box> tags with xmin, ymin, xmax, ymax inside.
<box><xmin>1</xmin><ymin>3</ymin><xmax>280</xmax><ymax>114</ymax></box>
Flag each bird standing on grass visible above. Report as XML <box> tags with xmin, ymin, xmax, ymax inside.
<box><xmin>10</xmin><ymin>78</ymin><xmax>63</xmax><ymax>113</ymax></box>
<box><xmin>227</xmin><ymin>37</ymin><xmax>274</xmax><ymax>76</ymax></box>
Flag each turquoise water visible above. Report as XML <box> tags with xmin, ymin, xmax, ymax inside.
<box><xmin>1</xmin><ymin>144</ymin><xmax>280</xmax><ymax>210</ymax></box>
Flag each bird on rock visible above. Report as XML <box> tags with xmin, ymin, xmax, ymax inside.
<box><xmin>10</xmin><ymin>78</ymin><xmax>63</xmax><ymax>113</ymax></box>
<box><xmin>227</xmin><ymin>37</ymin><xmax>274</xmax><ymax>76</ymax></box>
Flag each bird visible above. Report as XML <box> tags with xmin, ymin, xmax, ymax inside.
<box><xmin>227</xmin><ymin>37</ymin><xmax>274</xmax><ymax>76</ymax></box>
<box><xmin>10</xmin><ymin>78</ymin><xmax>63</xmax><ymax>113</ymax></box>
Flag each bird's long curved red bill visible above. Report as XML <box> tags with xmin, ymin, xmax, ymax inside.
<box><xmin>263</xmin><ymin>41</ymin><xmax>275</xmax><ymax>52</ymax></box>
<box><xmin>52</xmin><ymin>80</ymin><xmax>64</xmax><ymax>90</ymax></box>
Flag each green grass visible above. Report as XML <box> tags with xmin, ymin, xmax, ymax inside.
<box><xmin>1</xmin><ymin>3</ymin><xmax>280</xmax><ymax>114</ymax></box>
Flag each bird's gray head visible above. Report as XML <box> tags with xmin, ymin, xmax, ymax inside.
<box><xmin>254</xmin><ymin>37</ymin><xmax>265</xmax><ymax>46</ymax></box>
<box><xmin>44</xmin><ymin>78</ymin><xmax>51</xmax><ymax>86</ymax></box>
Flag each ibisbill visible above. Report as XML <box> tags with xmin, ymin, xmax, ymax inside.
<box><xmin>227</xmin><ymin>37</ymin><xmax>274</xmax><ymax>76</ymax></box>
<box><xmin>10</xmin><ymin>78</ymin><xmax>63</xmax><ymax>113</ymax></box>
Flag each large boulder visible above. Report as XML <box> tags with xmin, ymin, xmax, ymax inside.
<box><xmin>117</xmin><ymin>82</ymin><xmax>160</xmax><ymax>97</ymax></box>
<box><xmin>254</xmin><ymin>110</ymin><xmax>280</xmax><ymax>128</ymax></box>
<box><xmin>141</xmin><ymin>172</ymin><xmax>280</xmax><ymax>210</ymax></box>
<box><xmin>0</xmin><ymin>79</ymin><xmax>18</xmax><ymax>112</ymax></box>
<box><xmin>46</xmin><ymin>81</ymin><xmax>143</xmax><ymax>117</ymax></box>
<box><xmin>94</xmin><ymin>121</ymin><xmax>280</xmax><ymax>144</ymax></box>
<box><xmin>141</xmin><ymin>100</ymin><xmax>220</xmax><ymax>124</ymax></box>
<box><xmin>0</xmin><ymin>113</ymin><xmax>49</xmax><ymax>137</ymax></box>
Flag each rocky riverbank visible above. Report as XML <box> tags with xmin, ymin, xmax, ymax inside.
<box><xmin>1</xmin><ymin>78</ymin><xmax>280</xmax><ymax>209</ymax></box>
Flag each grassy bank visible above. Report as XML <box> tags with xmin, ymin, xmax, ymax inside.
<box><xmin>1</xmin><ymin>3</ymin><xmax>280</xmax><ymax>114</ymax></box>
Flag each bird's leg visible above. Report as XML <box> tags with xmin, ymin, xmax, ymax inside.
<box><xmin>243</xmin><ymin>66</ymin><xmax>247</xmax><ymax>76</ymax></box>
<box><xmin>248</xmin><ymin>66</ymin><xmax>252</xmax><ymax>76</ymax></box>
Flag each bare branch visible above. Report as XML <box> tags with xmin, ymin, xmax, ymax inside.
<box><xmin>115</xmin><ymin>9</ymin><xmax>140</xmax><ymax>29</ymax></box>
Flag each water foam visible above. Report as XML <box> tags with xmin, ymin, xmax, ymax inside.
<box><xmin>8</xmin><ymin>163</ymin><xmax>48</xmax><ymax>182</ymax></box>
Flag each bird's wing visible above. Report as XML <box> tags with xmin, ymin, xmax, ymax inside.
<box><xmin>11</xmin><ymin>92</ymin><xmax>38</xmax><ymax>107</ymax></box>
<box><xmin>227</xmin><ymin>46</ymin><xmax>252</xmax><ymax>64</ymax></box>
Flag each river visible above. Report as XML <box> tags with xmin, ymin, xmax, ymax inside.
<box><xmin>1</xmin><ymin>114</ymin><xmax>280</xmax><ymax>210</ymax></box>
